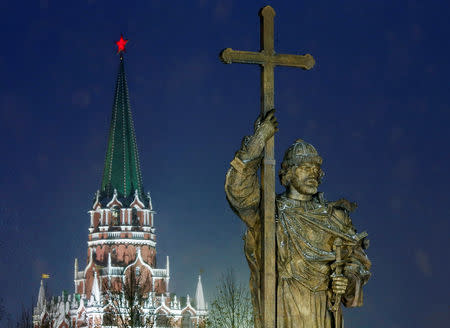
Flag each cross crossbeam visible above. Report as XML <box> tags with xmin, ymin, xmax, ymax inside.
<box><xmin>221</xmin><ymin>48</ymin><xmax>315</xmax><ymax>69</ymax></box>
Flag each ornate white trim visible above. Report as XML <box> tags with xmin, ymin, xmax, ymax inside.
<box><xmin>180</xmin><ymin>302</ymin><xmax>196</xmax><ymax>316</ymax></box>
<box><xmin>83</xmin><ymin>248</ymin><xmax>94</xmax><ymax>278</ymax></box>
<box><xmin>92</xmin><ymin>190</ymin><xmax>101</xmax><ymax>210</ymax></box>
<box><xmin>131</xmin><ymin>189</ymin><xmax>145</xmax><ymax>209</ymax></box>
<box><xmin>123</xmin><ymin>247</ymin><xmax>154</xmax><ymax>276</ymax></box>
<box><xmin>121</xmin><ymin>208</ymin><xmax>126</xmax><ymax>225</ymax></box>
<box><xmin>88</xmin><ymin>211</ymin><xmax>94</xmax><ymax>227</ymax></box>
<box><xmin>147</xmin><ymin>192</ymin><xmax>153</xmax><ymax>210</ymax></box>
<box><xmin>166</xmin><ymin>256</ymin><xmax>170</xmax><ymax>276</ymax></box>
<box><xmin>107</xmin><ymin>189</ymin><xmax>123</xmax><ymax>208</ymax></box>
<box><xmin>87</xmin><ymin>239</ymin><xmax>156</xmax><ymax>247</ymax></box>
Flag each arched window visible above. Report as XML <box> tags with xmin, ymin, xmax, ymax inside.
<box><xmin>156</xmin><ymin>313</ymin><xmax>172</xmax><ymax>328</ymax></box>
<box><xmin>132</xmin><ymin>208</ymin><xmax>139</xmax><ymax>226</ymax></box>
<box><xmin>111</xmin><ymin>206</ymin><xmax>120</xmax><ymax>226</ymax></box>
<box><xmin>182</xmin><ymin>312</ymin><xmax>193</xmax><ymax>328</ymax></box>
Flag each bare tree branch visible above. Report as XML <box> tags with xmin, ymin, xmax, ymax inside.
<box><xmin>102</xmin><ymin>266</ymin><xmax>165</xmax><ymax>327</ymax></box>
<box><xmin>206</xmin><ymin>268</ymin><xmax>253</xmax><ymax>328</ymax></box>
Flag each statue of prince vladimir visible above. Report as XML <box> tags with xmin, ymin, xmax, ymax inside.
<box><xmin>225</xmin><ymin>110</ymin><xmax>371</xmax><ymax>328</ymax></box>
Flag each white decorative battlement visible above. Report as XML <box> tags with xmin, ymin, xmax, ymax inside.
<box><xmin>106</xmin><ymin>189</ymin><xmax>123</xmax><ymax>208</ymax></box>
<box><xmin>100</xmin><ymin>266</ymin><xmax>123</xmax><ymax>276</ymax></box>
<box><xmin>131</xmin><ymin>189</ymin><xmax>145</xmax><ymax>208</ymax></box>
<box><xmin>152</xmin><ymin>268</ymin><xmax>168</xmax><ymax>277</ymax></box>
<box><xmin>34</xmin><ymin>276</ymin><xmax>207</xmax><ymax>328</ymax></box>
<box><xmin>87</xmin><ymin>238</ymin><xmax>156</xmax><ymax>247</ymax></box>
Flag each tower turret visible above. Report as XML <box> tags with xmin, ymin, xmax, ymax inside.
<box><xmin>90</xmin><ymin>272</ymin><xmax>101</xmax><ymax>304</ymax></box>
<box><xmin>195</xmin><ymin>275</ymin><xmax>206</xmax><ymax>311</ymax></box>
<box><xmin>36</xmin><ymin>279</ymin><xmax>46</xmax><ymax>312</ymax></box>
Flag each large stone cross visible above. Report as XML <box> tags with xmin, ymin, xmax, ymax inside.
<box><xmin>219</xmin><ymin>5</ymin><xmax>315</xmax><ymax>327</ymax></box>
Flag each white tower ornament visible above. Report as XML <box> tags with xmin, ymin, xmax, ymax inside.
<box><xmin>147</xmin><ymin>191</ymin><xmax>153</xmax><ymax>210</ymax></box>
<box><xmin>195</xmin><ymin>275</ymin><xmax>206</xmax><ymax>311</ymax></box>
<box><xmin>90</xmin><ymin>272</ymin><xmax>101</xmax><ymax>304</ymax></box>
<box><xmin>36</xmin><ymin>280</ymin><xmax>46</xmax><ymax>312</ymax></box>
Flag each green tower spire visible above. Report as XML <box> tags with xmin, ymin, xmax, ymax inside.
<box><xmin>100</xmin><ymin>56</ymin><xmax>145</xmax><ymax>204</ymax></box>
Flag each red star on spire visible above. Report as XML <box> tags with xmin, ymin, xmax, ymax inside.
<box><xmin>115</xmin><ymin>35</ymin><xmax>128</xmax><ymax>54</ymax></box>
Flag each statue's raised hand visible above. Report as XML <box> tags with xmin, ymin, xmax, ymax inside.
<box><xmin>254</xmin><ymin>109</ymin><xmax>279</xmax><ymax>142</ymax></box>
<box><xmin>242</xmin><ymin>109</ymin><xmax>279</xmax><ymax>160</ymax></box>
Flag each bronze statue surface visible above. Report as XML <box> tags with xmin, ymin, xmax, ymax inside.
<box><xmin>225</xmin><ymin>111</ymin><xmax>371</xmax><ymax>328</ymax></box>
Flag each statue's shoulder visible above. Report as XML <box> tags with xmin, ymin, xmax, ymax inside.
<box><xmin>275</xmin><ymin>192</ymin><xmax>294</xmax><ymax>210</ymax></box>
<box><xmin>327</xmin><ymin>198</ymin><xmax>357</xmax><ymax>213</ymax></box>
<box><xmin>327</xmin><ymin>198</ymin><xmax>357</xmax><ymax>228</ymax></box>
<box><xmin>275</xmin><ymin>193</ymin><xmax>287</xmax><ymax>216</ymax></box>
<box><xmin>314</xmin><ymin>192</ymin><xmax>327</xmax><ymax>205</ymax></box>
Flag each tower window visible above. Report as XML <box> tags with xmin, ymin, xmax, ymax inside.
<box><xmin>181</xmin><ymin>312</ymin><xmax>193</xmax><ymax>328</ymax></box>
<box><xmin>132</xmin><ymin>208</ymin><xmax>139</xmax><ymax>226</ymax></box>
<box><xmin>112</xmin><ymin>206</ymin><xmax>120</xmax><ymax>226</ymax></box>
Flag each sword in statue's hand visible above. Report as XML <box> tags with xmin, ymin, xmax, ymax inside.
<box><xmin>331</xmin><ymin>237</ymin><xmax>345</xmax><ymax>328</ymax></box>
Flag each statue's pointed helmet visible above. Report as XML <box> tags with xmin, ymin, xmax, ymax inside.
<box><xmin>279</xmin><ymin>139</ymin><xmax>323</xmax><ymax>186</ymax></box>
<box><xmin>282</xmin><ymin>139</ymin><xmax>322</xmax><ymax>168</ymax></box>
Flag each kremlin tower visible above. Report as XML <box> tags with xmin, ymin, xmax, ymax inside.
<box><xmin>33</xmin><ymin>37</ymin><xmax>207</xmax><ymax>328</ymax></box>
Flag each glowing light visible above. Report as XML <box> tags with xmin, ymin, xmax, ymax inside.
<box><xmin>115</xmin><ymin>35</ymin><xmax>128</xmax><ymax>53</ymax></box>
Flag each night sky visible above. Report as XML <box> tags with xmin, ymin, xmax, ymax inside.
<box><xmin>1</xmin><ymin>0</ymin><xmax>449</xmax><ymax>327</ymax></box>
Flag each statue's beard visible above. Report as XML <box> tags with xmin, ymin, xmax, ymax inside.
<box><xmin>291</xmin><ymin>177</ymin><xmax>318</xmax><ymax>196</ymax></box>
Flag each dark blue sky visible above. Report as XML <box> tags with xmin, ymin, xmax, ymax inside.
<box><xmin>1</xmin><ymin>0</ymin><xmax>449</xmax><ymax>326</ymax></box>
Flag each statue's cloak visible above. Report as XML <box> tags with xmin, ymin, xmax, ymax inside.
<box><xmin>275</xmin><ymin>194</ymin><xmax>370</xmax><ymax>328</ymax></box>
<box><xmin>225</xmin><ymin>155</ymin><xmax>371</xmax><ymax>328</ymax></box>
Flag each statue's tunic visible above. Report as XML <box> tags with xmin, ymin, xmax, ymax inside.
<box><xmin>225</xmin><ymin>151</ymin><xmax>371</xmax><ymax>328</ymax></box>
